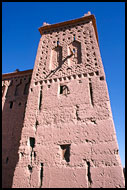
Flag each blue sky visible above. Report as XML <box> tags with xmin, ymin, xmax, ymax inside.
<box><xmin>2</xmin><ymin>2</ymin><xmax>125</xmax><ymax>167</ymax></box>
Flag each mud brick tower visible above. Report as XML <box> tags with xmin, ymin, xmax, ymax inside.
<box><xmin>4</xmin><ymin>13</ymin><xmax>125</xmax><ymax>188</ymax></box>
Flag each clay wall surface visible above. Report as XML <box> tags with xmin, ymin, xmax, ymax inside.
<box><xmin>2</xmin><ymin>70</ymin><xmax>32</xmax><ymax>188</ymax></box>
<box><xmin>2</xmin><ymin>14</ymin><xmax>125</xmax><ymax>188</ymax></box>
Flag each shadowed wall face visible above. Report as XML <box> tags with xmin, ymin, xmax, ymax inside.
<box><xmin>2</xmin><ymin>72</ymin><xmax>32</xmax><ymax>188</ymax></box>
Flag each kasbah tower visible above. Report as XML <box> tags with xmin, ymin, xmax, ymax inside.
<box><xmin>2</xmin><ymin>12</ymin><xmax>125</xmax><ymax>188</ymax></box>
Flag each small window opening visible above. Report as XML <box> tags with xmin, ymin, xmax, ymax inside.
<box><xmin>10</xmin><ymin>101</ymin><xmax>13</xmax><ymax>109</ymax></box>
<box><xmin>73</xmin><ymin>48</ymin><xmax>75</xmax><ymax>54</ymax></box>
<box><xmin>6</xmin><ymin>157</ymin><xmax>9</xmax><ymax>164</ymax></box>
<box><xmin>60</xmin><ymin>144</ymin><xmax>70</xmax><ymax>162</ymax></box>
<box><xmin>40</xmin><ymin>163</ymin><xmax>44</xmax><ymax>188</ymax></box>
<box><xmin>60</xmin><ymin>85</ymin><xmax>64</xmax><ymax>94</ymax></box>
<box><xmin>28</xmin><ymin>165</ymin><xmax>32</xmax><ymax>173</ymax></box>
<box><xmin>59</xmin><ymin>84</ymin><xmax>70</xmax><ymax>95</ymax></box>
<box><xmin>29</xmin><ymin>137</ymin><xmax>35</xmax><ymax>149</ymax></box>
<box><xmin>57</xmin><ymin>40</ymin><xmax>59</xmax><ymax>46</ymax></box>
<box><xmin>95</xmin><ymin>71</ymin><xmax>99</xmax><ymax>76</ymax></box>
<box><xmin>100</xmin><ymin>76</ymin><xmax>104</xmax><ymax>81</ymax></box>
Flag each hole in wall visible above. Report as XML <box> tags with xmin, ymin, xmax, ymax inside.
<box><xmin>18</xmin><ymin>102</ymin><xmax>21</xmax><ymax>106</ymax></box>
<box><xmin>10</xmin><ymin>101</ymin><xmax>13</xmax><ymax>109</ymax></box>
<box><xmin>100</xmin><ymin>76</ymin><xmax>104</xmax><ymax>81</ymax></box>
<box><xmin>95</xmin><ymin>71</ymin><xmax>99</xmax><ymax>76</ymax></box>
<box><xmin>29</xmin><ymin>137</ymin><xmax>35</xmax><ymax>149</ymax></box>
<box><xmin>89</xmin><ymin>82</ymin><xmax>94</xmax><ymax>106</ymax></box>
<box><xmin>39</xmin><ymin>88</ymin><xmax>42</xmax><ymax>110</ymax></box>
<box><xmin>6</xmin><ymin>157</ymin><xmax>9</xmax><ymax>164</ymax></box>
<box><xmin>40</xmin><ymin>163</ymin><xmax>44</xmax><ymax>188</ymax></box>
<box><xmin>59</xmin><ymin>84</ymin><xmax>70</xmax><ymax>95</ymax></box>
<box><xmin>60</xmin><ymin>144</ymin><xmax>71</xmax><ymax>162</ymax></box>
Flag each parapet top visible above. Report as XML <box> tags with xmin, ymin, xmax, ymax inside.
<box><xmin>38</xmin><ymin>12</ymin><xmax>99</xmax><ymax>45</ymax></box>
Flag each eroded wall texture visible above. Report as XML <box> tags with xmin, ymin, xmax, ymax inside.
<box><xmin>2</xmin><ymin>13</ymin><xmax>125</xmax><ymax>188</ymax></box>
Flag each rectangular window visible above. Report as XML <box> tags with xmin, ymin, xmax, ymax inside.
<box><xmin>10</xmin><ymin>101</ymin><xmax>13</xmax><ymax>109</ymax></box>
<box><xmin>59</xmin><ymin>84</ymin><xmax>69</xmax><ymax>95</ymax></box>
<box><xmin>29</xmin><ymin>137</ymin><xmax>35</xmax><ymax>149</ymax></box>
<box><xmin>60</xmin><ymin>144</ymin><xmax>71</xmax><ymax>162</ymax></box>
<box><xmin>60</xmin><ymin>85</ymin><xmax>64</xmax><ymax>94</ymax></box>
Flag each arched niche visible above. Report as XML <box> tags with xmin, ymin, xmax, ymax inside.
<box><xmin>68</xmin><ymin>40</ymin><xmax>81</xmax><ymax>67</ymax></box>
<box><xmin>49</xmin><ymin>46</ymin><xmax>62</xmax><ymax>71</ymax></box>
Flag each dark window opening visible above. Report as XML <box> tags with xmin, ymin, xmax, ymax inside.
<box><xmin>57</xmin><ymin>40</ymin><xmax>59</xmax><ymax>46</ymax></box>
<box><xmin>19</xmin><ymin>102</ymin><xmax>21</xmax><ymax>106</ymax></box>
<box><xmin>60</xmin><ymin>85</ymin><xmax>64</xmax><ymax>94</ymax></box>
<box><xmin>28</xmin><ymin>165</ymin><xmax>32</xmax><ymax>173</ymax></box>
<box><xmin>73</xmin><ymin>48</ymin><xmax>75</xmax><ymax>54</ymax></box>
<box><xmin>40</xmin><ymin>163</ymin><xmax>44</xmax><ymax>188</ymax></box>
<box><xmin>89</xmin><ymin>82</ymin><xmax>94</xmax><ymax>106</ymax></box>
<box><xmin>39</xmin><ymin>89</ymin><xmax>42</xmax><ymax>110</ymax></box>
<box><xmin>10</xmin><ymin>101</ymin><xmax>13</xmax><ymax>109</ymax></box>
<box><xmin>6</xmin><ymin>157</ymin><xmax>9</xmax><ymax>164</ymax></box>
<box><xmin>60</xmin><ymin>84</ymin><xmax>70</xmax><ymax>95</ymax></box>
<box><xmin>60</xmin><ymin>144</ymin><xmax>71</xmax><ymax>162</ymax></box>
<box><xmin>29</xmin><ymin>137</ymin><xmax>35</xmax><ymax>149</ymax></box>
<box><xmin>86</xmin><ymin>161</ymin><xmax>92</xmax><ymax>187</ymax></box>
<box><xmin>100</xmin><ymin>76</ymin><xmax>104</xmax><ymax>81</ymax></box>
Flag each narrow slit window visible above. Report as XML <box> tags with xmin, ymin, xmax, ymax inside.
<box><xmin>60</xmin><ymin>144</ymin><xmax>71</xmax><ymax>162</ymax></box>
<box><xmin>39</xmin><ymin>89</ymin><xmax>42</xmax><ymax>110</ymax></box>
<box><xmin>57</xmin><ymin>40</ymin><xmax>59</xmax><ymax>46</ymax></box>
<box><xmin>40</xmin><ymin>163</ymin><xmax>44</xmax><ymax>188</ymax></box>
<box><xmin>89</xmin><ymin>82</ymin><xmax>94</xmax><ymax>106</ymax></box>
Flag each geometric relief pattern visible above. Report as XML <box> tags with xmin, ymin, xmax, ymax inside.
<box><xmin>33</xmin><ymin>22</ymin><xmax>103</xmax><ymax>82</ymax></box>
<box><xmin>68</xmin><ymin>40</ymin><xmax>81</xmax><ymax>67</ymax></box>
<box><xmin>50</xmin><ymin>46</ymin><xmax>62</xmax><ymax>71</ymax></box>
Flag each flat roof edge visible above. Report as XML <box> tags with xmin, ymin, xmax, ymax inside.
<box><xmin>38</xmin><ymin>14</ymin><xmax>99</xmax><ymax>45</ymax></box>
<box><xmin>2</xmin><ymin>69</ymin><xmax>33</xmax><ymax>79</ymax></box>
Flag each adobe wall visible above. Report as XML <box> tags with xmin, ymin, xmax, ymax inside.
<box><xmin>2</xmin><ymin>70</ymin><xmax>32</xmax><ymax>188</ymax></box>
<box><xmin>3</xmin><ymin>14</ymin><xmax>125</xmax><ymax>188</ymax></box>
